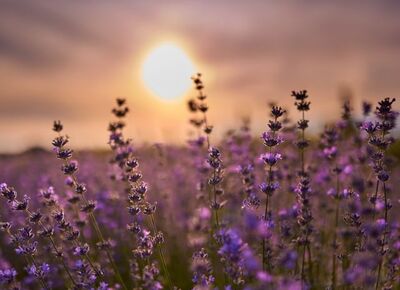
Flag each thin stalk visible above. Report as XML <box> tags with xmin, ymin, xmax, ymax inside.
<box><xmin>198</xmin><ymin>88</ymin><xmax>220</xmax><ymax>231</ymax></box>
<box><xmin>375</xmin><ymin>182</ymin><xmax>388</xmax><ymax>290</ymax></box>
<box><xmin>30</xmin><ymin>255</ymin><xmax>49</xmax><ymax>289</ymax></box>
<box><xmin>301</xmin><ymin>243</ymin><xmax>306</xmax><ymax>290</ymax></box>
<box><xmin>203</xmin><ymin>112</ymin><xmax>211</xmax><ymax>149</ymax></box>
<box><xmin>331</xmin><ymin>167</ymin><xmax>340</xmax><ymax>289</ymax></box>
<box><xmin>383</xmin><ymin>182</ymin><xmax>388</xmax><ymax>223</ymax></box>
<box><xmin>198</xmin><ymin>89</ymin><xmax>210</xmax><ymax>150</ymax></box>
<box><xmin>306</xmin><ymin>243</ymin><xmax>313</xmax><ymax>286</ymax></box>
<box><xmin>262</xmin><ymin>115</ymin><xmax>277</xmax><ymax>271</ymax></box>
<box><xmin>26</xmin><ymin>209</ymin><xmax>76</xmax><ymax>287</ymax></box>
<box><xmin>150</xmin><ymin>214</ymin><xmax>172</xmax><ymax>288</ymax></box>
<box><xmin>61</xmin><ymin>218</ymin><xmax>103</xmax><ymax>278</ymax></box>
<box><xmin>375</xmin><ymin>128</ymin><xmax>388</xmax><ymax>290</ymax></box>
<box><xmin>42</xmin><ymin>194</ymin><xmax>103</xmax><ymax>278</ymax></box>
<box><xmin>372</xmin><ymin>180</ymin><xmax>380</xmax><ymax>220</ymax></box>
<box><xmin>62</xmin><ymin>155</ymin><xmax>127</xmax><ymax>289</ymax></box>
<box><xmin>6</xmin><ymin>229</ymin><xmax>49</xmax><ymax>289</ymax></box>
<box><xmin>212</xmin><ymin>167</ymin><xmax>220</xmax><ymax>230</ymax></box>
<box><xmin>299</xmin><ymin>110</ymin><xmax>308</xmax><ymax>285</ymax></box>
<box><xmin>196</xmin><ymin>85</ymin><xmax>228</xmax><ymax>287</ymax></box>
<box><xmin>294</xmin><ymin>244</ymin><xmax>300</xmax><ymax>275</ymax></box>
<box><xmin>301</xmin><ymin>110</ymin><xmax>305</xmax><ymax>175</ymax></box>
<box><xmin>331</xmin><ymin>197</ymin><xmax>340</xmax><ymax>289</ymax></box>
<box><xmin>88</xmin><ymin>210</ymin><xmax>127</xmax><ymax>290</ymax></box>
<box><xmin>262</xmin><ymin>193</ymin><xmax>269</xmax><ymax>271</ymax></box>
<box><xmin>375</xmin><ymin>261</ymin><xmax>382</xmax><ymax>290</ymax></box>
<box><xmin>56</xmin><ymin>132</ymin><xmax>126</xmax><ymax>288</ymax></box>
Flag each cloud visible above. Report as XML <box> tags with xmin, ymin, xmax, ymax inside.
<box><xmin>0</xmin><ymin>95</ymin><xmax>79</xmax><ymax>120</ymax></box>
<box><xmin>0</xmin><ymin>1</ymin><xmax>138</xmax><ymax>70</ymax></box>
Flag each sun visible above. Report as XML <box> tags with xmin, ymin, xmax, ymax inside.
<box><xmin>141</xmin><ymin>43</ymin><xmax>196</xmax><ymax>101</ymax></box>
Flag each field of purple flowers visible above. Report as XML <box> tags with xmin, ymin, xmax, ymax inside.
<box><xmin>0</xmin><ymin>75</ymin><xmax>399</xmax><ymax>290</ymax></box>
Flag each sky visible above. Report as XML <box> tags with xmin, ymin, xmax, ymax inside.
<box><xmin>0</xmin><ymin>0</ymin><xmax>399</xmax><ymax>152</ymax></box>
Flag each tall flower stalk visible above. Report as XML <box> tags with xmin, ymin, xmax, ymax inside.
<box><xmin>259</xmin><ymin>105</ymin><xmax>285</xmax><ymax>271</ymax></box>
<box><xmin>320</xmin><ymin>126</ymin><xmax>342</xmax><ymax>289</ymax></box>
<box><xmin>191</xmin><ymin>74</ymin><xmax>226</xmax><ymax>232</ymax></box>
<box><xmin>362</xmin><ymin>98</ymin><xmax>397</xmax><ymax>289</ymax></box>
<box><xmin>108</xmin><ymin>98</ymin><xmax>171</xmax><ymax>288</ymax></box>
<box><xmin>51</xmin><ymin>121</ymin><xmax>127</xmax><ymax>289</ymax></box>
<box><xmin>292</xmin><ymin>90</ymin><xmax>313</xmax><ymax>288</ymax></box>
<box><xmin>191</xmin><ymin>74</ymin><xmax>231</xmax><ymax>288</ymax></box>
<box><xmin>187</xmin><ymin>80</ymin><xmax>218</xmax><ymax>288</ymax></box>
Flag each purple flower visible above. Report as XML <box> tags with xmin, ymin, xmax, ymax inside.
<box><xmin>0</xmin><ymin>183</ymin><xmax>17</xmax><ymax>202</ymax></box>
<box><xmin>74</xmin><ymin>243</ymin><xmax>90</xmax><ymax>256</ymax></box>
<box><xmin>323</xmin><ymin>146</ymin><xmax>337</xmax><ymax>159</ymax></box>
<box><xmin>292</xmin><ymin>90</ymin><xmax>310</xmax><ymax>111</ymax></box>
<box><xmin>192</xmin><ymin>248</ymin><xmax>215</xmax><ymax>287</ymax></box>
<box><xmin>259</xmin><ymin>182</ymin><xmax>280</xmax><ymax>196</ymax></box>
<box><xmin>361</xmin><ymin>121</ymin><xmax>376</xmax><ymax>134</ymax></box>
<box><xmin>11</xmin><ymin>195</ymin><xmax>29</xmax><ymax>211</ymax></box>
<box><xmin>262</xmin><ymin>132</ymin><xmax>283</xmax><ymax>147</ymax></box>
<box><xmin>256</xmin><ymin>271</ymin><xmax>272</xmax><ymax>283</ymax></box>
<box><xmin>279</xmin><ymin>250</ymin><xmax>298</xmax><ymax>270</ymax></box>
<box><xmin>61</xmin><ymin>161</ymin><xmax>79</xmax><ymax>175</ymax></box>
<box><xmin>56</xmin><ymin>148</ymin><xmax>73</xmax><ymax>160</ymax></box>
<box><xmin>260</xmin><ymin>152</ymin><xmax>282</xmax><ymax>167</ymax></box>
<box><xmin>0</xmin><ymin>268</ymin><xmax>17</xmax><ymax>284</ymax></box>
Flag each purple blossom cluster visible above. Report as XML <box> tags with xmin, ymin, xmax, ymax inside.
<box><xmin>0</xmin><ymin>74</ymin><xmax>399</xmax><ymax>290</ymax></box>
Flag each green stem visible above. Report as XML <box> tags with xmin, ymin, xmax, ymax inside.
<box><xmin>331</xmin><ymin>197</ymin><xmax>340</xmax><ymax>290</ymax></box>
<box><xmin>26</xmin><ymin>209</ymin><xmax>76</xmax><ymax>287</ymax></box>
<box><xmin>150</xmin><ymin>215</ymin><xmax>172</xmax><ymax>288</ymax></box>
<box><xmin>306</xmin><ymin>243</ymin><xmax>313</xmax><ymax>286</ymax></box>
<box><xmin>6</xmin><ymin>229</ymin><xmax>49</xmax><ymax>289</ymax></box>
<box><xmin>89</xmin><ymin>212</ymin><xmax>127</xmax><ymax>290</ymax></box>
<box><xmin>66</xmin><ymin>160</ymin><xmax>127</xmax><ymax>288</ymax></box>
<box><xmin>30</xmin><ymin>255</ymin><xmax>49</xmax><ymax>289</ymax></box>
<box><xmin>375</xmin><ymin>182</ymin><xmax>388</xmax><ymax>290</ymax></box>
<box><xmin>330</xmin><ymin>162</ymin><xmax>341</xmax><ymax>289</ymax></box>
<box><xmin>301</xmin><ymin>243</ymin><xmax>306</xmax><ymax>288</ymax></box>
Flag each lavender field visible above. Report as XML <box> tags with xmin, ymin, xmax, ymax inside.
<box><xmin>0</xmin><ymin>74</ymin><xmax>398</xmax><ymax>290</ymax></box>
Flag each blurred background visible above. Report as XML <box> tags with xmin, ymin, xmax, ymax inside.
<box><xmin>0</xmin><ymin>0</ymin><xmax>399</xmax><ymax>153</ymax></box>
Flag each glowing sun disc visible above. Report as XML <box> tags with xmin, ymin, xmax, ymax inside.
<box><xmin>141</xmin><ymin>43</ymin><xmax>196</xmax><ymax>101</ymax></box>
